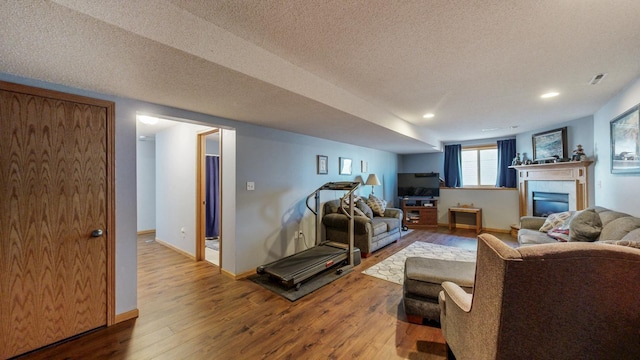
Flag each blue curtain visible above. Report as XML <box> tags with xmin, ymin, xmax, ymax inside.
<box><xmin>444</xmin><ymin>144</ymin><xmax>463</xmax><ymax>188</ymax></box>
<box><xmin>496</xmin><ymin>139</ymin><xmax>517</xmax><ymax>188</ymax></box>
<box><xmin>205</xmin><ymin>155</ymin><xmax>220</xmax><ymax>238</ymax></box>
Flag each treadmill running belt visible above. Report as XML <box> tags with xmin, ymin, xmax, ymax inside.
<box><xmin>263</xmin><ymin>244</ymin><xmax>346</xmax><ymax>281</ymax></box>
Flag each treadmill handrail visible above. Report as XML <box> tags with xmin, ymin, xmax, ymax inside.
<box><xmin>305</xmin><ymin>181</ymin><xmax>360</xmax><ymax>215</ymax></box>
<box><xmin>305</xmin><ymin>192</ymin><xmax>318</xmax><ymax>216</ymax></box>
<box><xmin>338</xmin><ymin>184</ymin><xmax>360</xmax><ymax>219</ymax></box>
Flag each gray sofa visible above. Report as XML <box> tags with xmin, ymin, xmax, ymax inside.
<box><xmin>322</xmin><ymin>199</ymin><xmax>402</xmax><ymax>257</ymax></box>
<box><xmin>518</xmin><ymin>206</ymin><xmax>640</xmax><ymax>246</ymax></box>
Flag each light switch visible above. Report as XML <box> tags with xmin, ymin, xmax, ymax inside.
<box><xmin>247</xmin><ymin>181</ymin><xmax>255</xmax><ymax>191</ymax></box>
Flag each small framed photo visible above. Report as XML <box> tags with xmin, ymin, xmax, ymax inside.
<box><xmin>339</xmin><ymin>157</ymin><xmax>352</xmax><ymax>175</ymax></box>
<box><xmin>610</xmin><ymin>104</ymin><xmax>640</xmax><ymax>174</ymax></box>
<box><xmin>317</xmin><ymin>155</ymin><xmax>328</xmax><ymax>174</ymax></box>
<box><xmin>532</xmin><ymin>127</ymin><xmax>567</xmax><ymax>161</ymax></box>
<box><xmin>361</xmin><ymin>160</ymin><xmax>368</xmax><ymax>173</ymax></box>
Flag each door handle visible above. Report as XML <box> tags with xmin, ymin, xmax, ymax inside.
<box><xmin>91</xmin><ymin>229</ymin><xmax>104</xmax><ymax>237</ymax></box>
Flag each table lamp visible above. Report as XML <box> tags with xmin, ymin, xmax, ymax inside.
<box><xmin>365</xmin><ymin>174</ymin><xmax>381</xmax><ymax>194</ymax></box>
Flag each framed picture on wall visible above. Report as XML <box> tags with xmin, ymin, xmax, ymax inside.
<box><xmin>317</xmin><ymin>155</ymin><xmax>328</xmax><ymax>174</ymax></box>
<box><xmin>339</xmin><ymin>157</ymin><xmax>352</xmax><ymax>175</ymax></box>
<box><xmin>361</xmin><ymin>160</ymin><xmax>368</xmax><ymax>173</ymax></box>
<box><xmin>610</xmin><ymin>104</ymin><xmax>640</xmax><ymax>174</ymax></box>
<box><xmin>532</xmin><ymin>127</ymin><xmax>567</xmax><ymax>161</ymax></box>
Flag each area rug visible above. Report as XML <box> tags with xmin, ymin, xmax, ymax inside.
<box><xmin>362</xmin><ymin>242</ymin><xmax>476</xmax><ymax>285</ymax></box>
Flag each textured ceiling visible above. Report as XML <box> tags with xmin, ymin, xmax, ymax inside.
<box><xmin>2</xmin><ymin>1</ymin><xmax>640</xmax><ymax>153</ymax></box>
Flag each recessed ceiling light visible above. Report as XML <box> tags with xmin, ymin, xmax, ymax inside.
<box><xmin>540</xmin><ymin>92</ymin><xmax>559</xmax><ymax>99</ymax></box>
<box><xmin>422</xmin><ymin>113</ymin><xmax>435</xmax><ymax>119</ymax></box>
<box><xmin>138</xmin><ymin>115</ymin><xmax>159</xmax><ymax>125</ymax></box>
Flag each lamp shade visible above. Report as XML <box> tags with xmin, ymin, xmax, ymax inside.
<box><xmin>365</xmin><ymin>174</ymin><xmax>381</xmax><ymax>186</ymax></box>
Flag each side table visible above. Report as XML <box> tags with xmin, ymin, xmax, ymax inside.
<box><xmin>448</xmin><ymin>207</ymin><xmax>482</xmax><ymax>234</ymax></box>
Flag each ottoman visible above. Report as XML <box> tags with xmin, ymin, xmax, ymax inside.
<box><xmin>403</xmin><ymin>257</ymin><xmax>475</xmax><ymax>324</ymax></box>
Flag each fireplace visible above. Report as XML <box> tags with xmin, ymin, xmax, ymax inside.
<box><xmin>511</xmin><ymin>161</ymin><xmax>593</xmax><ymax>217</ymax></box>
<box><xmin>532</xmin><ymin>191</ymin><xmax>569</xmax><ymax>217</ymax></box>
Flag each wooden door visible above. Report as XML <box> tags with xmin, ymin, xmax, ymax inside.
<box><xmin>0</xmin><ymin>82</ymin><xmax>115</xmax><ymax>359</ymax></box>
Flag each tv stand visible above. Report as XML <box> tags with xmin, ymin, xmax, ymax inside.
<box><xmin>401</xmin><ymin>198</ymin><xmax>438</xmax><ymax>230</ymax></box>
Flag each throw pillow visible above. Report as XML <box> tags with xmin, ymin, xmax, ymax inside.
<box><xmin>599</xmin><ymin>216</ymin><xmax>640</xmax><ymax>240</ymax></box>
<box><xmin>622</xmin><ymin>228</ymin><xmax>640</xmax><ymax>242</ymax></box>
<box><xmin>356</xmin><ymin>199</ymin><xmax>374</xmax><ymax>219</ymax></box>
<box><xmin>539</xmin><ymin>211</ymin><xmax>573</xmax><ymax>232</ymax></box>
<box><xmin>547</xmin><ymin>227</ymin><xmax>570</xmax><ymax>242</ymax></box>
<box><xmin>367</xmin><ymin>194</ymin><xmax>387</xmax><ymax>217</ymax></box>
<box><xmin>546</xmin><ymin>213</ymin><xmax>575</xmax><ymax>241</ymax></box>
<box><xmin>344</xmin><ymin>195</ymin><xmax>361</xmax><ymax>205</ymax></box>
<box><xmin>353</xmin><ymin>207</ymin><xmax>367</xmax><ymax>218</ymax></box>
<box><xmin>568</xmin><ymin>208</ymin><xmax>602</xmax><ymax>242</ymax></box>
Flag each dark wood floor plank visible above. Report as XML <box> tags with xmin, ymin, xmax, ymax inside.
<box><xmin>15</xmin><ymin>228</ymin><xmax>516</xmax><ymax>359</ymax></box>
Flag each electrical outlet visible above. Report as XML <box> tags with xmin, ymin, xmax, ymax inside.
<box><xmin>246</xmin><ymin>181</ymin><xmax>255</xmax><ymax>191</ymax></box>
<box><xmin>298</xmin><ymin>230</ymin><xmax>304</xmax><ymax>238</ymax></box>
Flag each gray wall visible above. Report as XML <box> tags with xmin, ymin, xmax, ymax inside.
<box><xmin>136</xmin><ymin>139</ymin><xmax>156</xmax><ymax>232</ymax></box>
<box><xmin>593</xmin><ymin>77</ymin><xmax>640</xmax><ymax>216</ymax></box>
<box><xmin>155</xmin><ymin>123</ymin><xmax>203</xmax><ymax>255</ymax></box>
<box><xmin>234</xmin><ymin>123</ymin><xmax>399</xmax><ymax>271</ymax></box>
<box><xmin>206</xmin><ymin>135</ymin><xmax>220</xmax><ymax>155</ymax></box>
<box><xmin>515</xmin><ymin>116</ymin><xmax>594</xmax><ymax>164</ymax></box>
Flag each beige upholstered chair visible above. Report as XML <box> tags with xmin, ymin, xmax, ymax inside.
<box><xmin>439</xmin><ymin>233</ymin><xmax>640</xmax><ymax>360</ymax></box>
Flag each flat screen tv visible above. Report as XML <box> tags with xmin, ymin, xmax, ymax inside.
<box><xmin>397</xmin><ymin>172</ymin><xmax>440</xmax><ymax>198</ymax></box>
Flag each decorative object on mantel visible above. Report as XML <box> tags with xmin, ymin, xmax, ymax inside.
<box><xmin>532</xmin><ymin>127</ymin><xmax>568</xmax><ymax>162</ymax></box>
<box><xmin>511</xmin><ymin>153</ymin><xmax>522</xmax><ymax>166</ymax></box>
<box><xmin>572</xmin><ymin>144</ymin><xmax>586</xmax><ymax>161</ymax></box>
<box><xmin>610</xmin><ymin>103</ymin><xmax>639</xmax><ymax>174</ymax></box>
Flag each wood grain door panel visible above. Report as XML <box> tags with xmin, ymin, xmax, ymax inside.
<box><xmin>0</xmin><ymin>88</ymin><xmax>109</xmax><ymax>358</ymax></box>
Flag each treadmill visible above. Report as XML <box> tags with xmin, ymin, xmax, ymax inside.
<box><xmin>256</xmin><ymin>181</ymin><xmax>360</xmax><ymax>290</ymax></box>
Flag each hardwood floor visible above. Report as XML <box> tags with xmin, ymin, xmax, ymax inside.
<box><xmin>16</xmin><ymin>228</ymin><xmax>516</xmax><ymax>360</ymax></box>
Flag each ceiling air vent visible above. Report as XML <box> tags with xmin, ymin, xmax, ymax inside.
<box><xmin>590</xmin><ymin>73</ymin><xmax>607</xmax><ymax>85</ymax></box>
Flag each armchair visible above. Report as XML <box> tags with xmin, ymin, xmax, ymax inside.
<box><xmin>439</xmin><ymin>233</ymin><xmax>640</xmax><ymax>360</ymax></box>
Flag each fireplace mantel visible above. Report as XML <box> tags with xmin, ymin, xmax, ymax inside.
<box><xmin>510</xmin><ymin>161</ymin><xmax>593</xmax><ymax>217</ymax></box>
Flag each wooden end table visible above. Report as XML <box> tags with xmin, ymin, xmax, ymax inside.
<box><xmin>448</xmin><ymin>207</ymin><xmax>482</xmax><ymax>234</ymax></box>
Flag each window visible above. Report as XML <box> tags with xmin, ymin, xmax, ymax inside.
<box><xmin>461</xmin><ymin>145</ymin><xmax>497</xmax><ymax>187</ymax></box>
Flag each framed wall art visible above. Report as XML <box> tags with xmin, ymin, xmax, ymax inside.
<box><xmin>317</xmin><ymin>155</ymin><xmax>328</xmax><ymax>174</ymax></box>
<box><xmin>610</xmin><ymin>104</ymin><xmax>640</xmax><ymax>174</ymax></box>
<box><xmin>339</xmin><ymin>157</ymin><xmax>352</xmax><ymax>175</ymax></box>
<box><xmin>361</xmin><ymin>160</ymin><xmax>368</xmax><ymax>173</ymax></box>
<box><xmin>532</xmin><ymin>127</ymin><xmax>567</xmax><ymax>161</ymax></box>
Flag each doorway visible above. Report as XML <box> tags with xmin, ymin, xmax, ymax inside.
<box><xmin>197</xmin><ymin>129</ymin><xmax>221</xmax><ymax>267</ymax></box>
<box><xmin>136</xmin><ymin>116</ymin><xmax>221</xmax><ymax>268</ymax></box>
